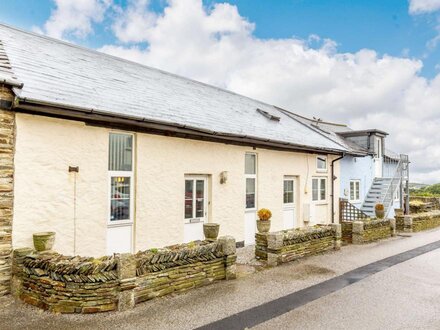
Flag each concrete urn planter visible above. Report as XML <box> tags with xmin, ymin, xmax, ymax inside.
<box><xmin>256</xmin><ymin>220</ymin><xmax>271</xmax><ymax>233</ymax></box>
<box><xmin>375</xmin><ymin>209</ymin><xmax>385</xmax><ymax>219</ymax></box>
<box><xmin>33</xmin><ymin>232</ymin><xmax>56</xmax><ymax>252</ymax></box>
<box><xmin>203</xmin><ymin>223</ymin><xmax>220</xmax><ymax>241</ymax></box>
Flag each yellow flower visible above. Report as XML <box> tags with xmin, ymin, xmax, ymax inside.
<box><xmin>257</xmin><ymin>208</ymin><xmax>272</xmax><ymax>221</ymax></box>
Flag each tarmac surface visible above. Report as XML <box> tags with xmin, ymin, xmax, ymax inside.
<box><xmin>1</xmin><ymin>228</ymin><xmax>440</xmax><ymax>330</ymax></box>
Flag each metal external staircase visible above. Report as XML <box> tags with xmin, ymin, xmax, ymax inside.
<box><xmin>361</xmin><ymin>155</ymin><xmax>407</xmax><ymax>218</ymax></box>
<box><xmin>360</xmin><ymin>178</ymin><xmax>393</xmax><ymax>217</ymax></box>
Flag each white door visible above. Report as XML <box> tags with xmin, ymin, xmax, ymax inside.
<box><xmin>374</xmin><ymin>137</ymin><xmax>383</xmax><ymax>177</ymax></box>
<box><xmin>107</xmin><ymin>174</ymin><xmax>133</xmax><ymax>254</ymax></box>
<box><xmin>184</xmin><ymin>176</ymin><xmax>207</xmax><ymax>242</ymax></box>
<box><xmin>283</xmin><ymin>177</ymin><xmax>296</xmax><ymax>230</ymax></box>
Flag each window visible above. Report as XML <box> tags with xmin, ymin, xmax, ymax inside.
<box><xmin>185</xmin><ymin>177</ymin><xmax>206</xmax><ymax>221</ymax></box>
<box><xmin>312</xmin><ymin>178</ymin><xmax>327</xmax><ymax>202</ymax></box>
<box><xmin>317</xmin><ymin>156</ymin><xmax>327</xmax><ymax>172</ymax></box>
<box><xmin>109</xmin><ymin>133</ymin><xmax>134</xmax><ymax>223</ymax></box>
<box><xmin>283</xmin><ymin>178</ymin><xmax>294</xmax><ymax>204</ymax></box>
<box><xmin>349</xmin><ymin>180</ymin><xmax>360</xmax><ymax>203</ymax></box>
<box><xmin>245</xmin><ymin>153</ymin><xmax>257</xmax><ymax>209</ymax></box>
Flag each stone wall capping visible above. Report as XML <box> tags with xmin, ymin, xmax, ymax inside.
<box><xmin>396</xmin><ymin>211</ymin><xmax>440</xmax><ymax>233</ymax></box>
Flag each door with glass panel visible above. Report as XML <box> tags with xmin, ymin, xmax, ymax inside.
<box><xmin>184</xmin><ymin>176</ymin><xmax>207</xmax><ymax>243</ymax></box>
<box><xmin>283</xmin><ymin>176</ymin><xmax>296</xmax><ymax>230</ymax></box>
<box><xmin>244</xmin><ymin>153</ymin><xmax>257</xmax><ymax>245</ymax></box>
<box><xmin>107</xmin><ymin>133</ymin><xmax>134</xmax><ymax>254</ymax></box>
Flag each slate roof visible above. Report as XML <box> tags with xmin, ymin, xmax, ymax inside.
<box><xmin>0</xmin><ymin>24</ymin><xmax>346</xmax><ymax>154</ymax></box>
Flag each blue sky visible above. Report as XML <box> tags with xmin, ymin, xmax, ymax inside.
<box><xmin>1</xmin><ymin>0</ymin><xmax>440</xmax><ymax>77</ymax></box>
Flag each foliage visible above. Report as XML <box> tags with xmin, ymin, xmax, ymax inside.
<box><xmin>411</xmin><ymin>183</ymin><xmax>440</xmax><ymax>197</ymax></box>
<box><xmin>375</xmin><ymin>203</ymin><xmax>384</xmax><ymax>211</ymax></box>
<box><xmin>257</xmin><ymin>208</ymin><xmax>272</xmax><ymax>221</ymax></box>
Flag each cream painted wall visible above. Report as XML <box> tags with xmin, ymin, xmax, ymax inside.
<box><xmin>13</xmin><ymin>114</ymin><xmax>341</xmax><ymax>256</ymax></box>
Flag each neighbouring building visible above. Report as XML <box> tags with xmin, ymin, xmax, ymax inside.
<box><xmin>278</xmin><ymin>110</ymin><xmax>410</xmax><ymax>220</ymax></box>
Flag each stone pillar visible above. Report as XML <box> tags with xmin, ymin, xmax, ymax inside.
<box><xmin>116</xmin><ymin>253</ymin><xmax>136</xmax><ymax>312</ymax></box>
<box><xmin>403</xmin><ymin>215</ymin><xmax>413</xmax><ymax>233</ymax></box>
<box><xmin>10</xmin><ymin>247</ymin><xmax>33</xmax><ymax>299</ymax></box>
<box><xmin>0</xmin><ymin>84</ymin><xmax>15</xmax><ymax>297</ymax></box>
<box><xmin>389</xmin><ymin>218</ymin><xmax>397</xmax><ymax>237</ymax></box>
<box><xmin>218</xmin><ymin>236</ymin><xmax>237</xmax><ymax>280</ymax></box>
<box><xmin>352</xmin><ymin>221</ymin><xmax>365</xmax><ymax>245</ymax></box>
<box><xmin>267</xmin><ymin>232</ymin><xmax>283</xmax><ymax>267</ymax></box>
<box><xmin>331</xmin><ymin>224</ymin><xmax>342</xmax><ymax>250</ymax></box>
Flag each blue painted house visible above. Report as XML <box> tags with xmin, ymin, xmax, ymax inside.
<box><xmin>278</xmin><ymin>109</ymin><xmax>410</xmax><ymax>220</ymax></box>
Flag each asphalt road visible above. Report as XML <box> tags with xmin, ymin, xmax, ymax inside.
<box><xmin>1</xmin><ymin>228</ymin><xmax>440</xmax><ymax>330</ymax></box>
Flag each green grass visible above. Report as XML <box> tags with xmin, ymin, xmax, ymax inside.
<box><xmin>410</xmin><ymin>183</ymin><xmax>440</xmax><ymax>197</ymax></box>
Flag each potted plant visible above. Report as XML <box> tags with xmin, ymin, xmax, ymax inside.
<box><xmin>257</xmin><ymin>208</ymin><xmax>272</xmax><ymax>233</ymax></box>
<box><xmin>375</xmin><ymin>204</ymin><xmax>385</xmax><ymax>219</ymax></box>
<box><xmin>203</xmin><ymin>223</ymin><xmax>220</xmax><ymax>241</ymax></box>
<box><xmin>33</xmin><ymin>232</ymin><xmax>56</xmax><ymax>252</ymax></box>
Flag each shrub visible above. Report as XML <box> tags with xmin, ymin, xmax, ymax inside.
<box><xmin>257</xmin><ymin>208</ymin><xmax>272</xmax><ymax>221</ymax></box>
<box><xmin>375</xmin><ymin>203</ymin><xmax>384</xmax><ymax>211</ymax></box>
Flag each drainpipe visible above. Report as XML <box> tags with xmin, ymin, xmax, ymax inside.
<box><xmin>331</xmin><ymin>154</ymin><xmax>345</xmax><ymax>223</ymax></box>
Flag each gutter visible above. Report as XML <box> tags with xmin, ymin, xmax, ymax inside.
<box><xmin>331</xmin><ymin>154</ymin><xmax>345</xmax><ymax>223</ymax></box>
<box><xmin>14</xmin><ymin>97</ymin><xmax>347</xmax><ymax>155</ymax></box>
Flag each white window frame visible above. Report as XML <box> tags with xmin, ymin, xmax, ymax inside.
<box><xmin>312</xmin><ymin>177</ymin><xmax>327</xmax><ymax>203</ymax></box>
<box><xmin>349</xmin><ymin>180</ymin><xmax>361</xmax><ymax>203</ymax></box>
<box><xmin>184</xmin><ymin>175</ymin><xmax>208</xmax><ymax>224</ymax></box>
<box><xmin>316</xmin><ymin>156</ymin><xmax>328</xmax><ymax>172</ymax></box>
<box><xmin>108</xmin><ymin>133</ymin><xmax>134</xmax><ymax>226</ymax></box>
<box><xmin>245</xmin><ymin>153</ymin><xmax>257</xmax><ymax>211</ymax></box>
<box><xmin>283</xmin><ymin>176</ymin><xmax>295</xmax><ymax>207</ymax></box>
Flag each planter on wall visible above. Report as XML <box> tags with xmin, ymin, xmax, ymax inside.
<box><xmin>203</xmin><ymin>223</ymin><xmax>220</xmax><ymax>241</ymax></box>
<box><xmin>33</xmin><ymin>232</ymin><xmax>56</xmax><ymax>252</ymax></box>
<box><xmin>256</xmin><ymin>220</ymin><xmax>271</xmax><ymax>233</ymax></box>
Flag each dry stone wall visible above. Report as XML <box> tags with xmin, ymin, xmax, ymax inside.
<box><xmin>12</xmin><ymin>237</ymin><xmax>236</xmax><ymax>313</ymax></box>
<box><xmin>255</xmin><ymin>225</ymin><xmax>341</xmax><ymax>267</ymax></box>
<box><xmin>352</xmin><ymin>219</ymin><xmax>396</xmax><ymax>244</ymax></box>
<box><xmin>396</xmin><ymin>211</ymin><xmax>440</xmax><ymax>233</ymax></box>
<box><xmin>0</xmin><ymin>85</ymin><xmax>15</xmax><ymax>297</ymax></box>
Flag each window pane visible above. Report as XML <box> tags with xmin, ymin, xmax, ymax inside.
<box><xmin>350</xmin><ymin>181</ymin><xmax>355</xmax><ymax>200</ymax></box>
<box><xmin>320</xmin><ymin>179</ymin><xmax>326</xmax><ymax>200</ymax></box>
<box><xmin>284</xmin><ymin>180</ymin><xmax>294</xmax><ymax>204</ymax></box>
<box><xmin>109</xmin><ymin>133</ymin><xmax>133</xmax><ymax>171</ymax></box>
<box><xmin>317</xmin><ymin>157</ymin><xmax>326</xmax><ymax>170</ymax></box>
<box><xmin>185</xmin><ymin>180</ymin><xmax>193</xmax><ymax>219</ymax></box>
<box><xmin>245</xmin><ymin>154</ymin><xmax>256</xmax><ymax>175</ymax></box>
<box><xmin>356</xmin><ymin>182</ymin><xmax>360</xmax><ymax>200</ymax></box>
<box><xmin>110</xmin><ymin>177</ymin><xmax>131</xmax><ymax>221</ymax></box>
<box><xmin>312</xmin><ymin>179</ymin><xmax>318</xmax><ymax>201</ymax></box>
<box><xmin>195</xmin><ymin>180</ymin><xmax>204</xmax><ymax>218</ymax></box>
<box><xmin>246</xmin><ymin>178</ymin><xmax>256</xmax><ymax>208</ymax></box>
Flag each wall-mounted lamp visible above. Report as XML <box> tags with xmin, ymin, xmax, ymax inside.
<box><xmin>220</xmin><ymin>171</ymin><xmax>228</xmax><ymax>184</ymax></box>
<box><xmin>68</xmin><ymin>166</ymin><xmax>79</xmax><ymax>173</ymax></box>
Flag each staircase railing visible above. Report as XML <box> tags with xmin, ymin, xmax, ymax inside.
<box><xmin>380</xmin><ymin>154</ymin><xmax>407</xmax><ymax>216</ymax></box>
<box><xmin>340</xmin><ymin>198</ymin><xmax>369</xmax><ymax>222</ymax></box>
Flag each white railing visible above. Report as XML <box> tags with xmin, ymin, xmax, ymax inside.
<box><xmin>380</xmin><ymin>154</ymin><xmax>408</xmax><ymax>216</ymax></box>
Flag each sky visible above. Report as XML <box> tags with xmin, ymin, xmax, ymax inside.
<box><xmin>1</xmin><ymin>0</ymin><xmax>440</xmax><ymax>183</ymax></box>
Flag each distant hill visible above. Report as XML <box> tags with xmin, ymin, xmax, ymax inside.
<box><xmin>409</xmin><ymin>183</ymin><xmax>430</xmax><ymax>190</ymax></box>
<box><xmin>410</xmin><ymin>183</ymin><xmax>440</xmax><ymax>196</ymax></box>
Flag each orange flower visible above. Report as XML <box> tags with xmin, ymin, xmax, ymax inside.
<box><xmin>375</xmin><ymin>203</ymin><xmax>384</xmax><ymax>211</ymax></box>
<box><xmin>257</xmin><ymin>208</ymin><xmax>272</xmax><ymax>221</ymax></box>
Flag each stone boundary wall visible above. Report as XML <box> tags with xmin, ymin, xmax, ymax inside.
<box><xmin>409</xmin><ymin>196</ymin><xmax>440</xmax><ymax>211</ymax></box>
<box><xmin>352</xmin><ymin>219</ymin><xmax>396</xmax><ymax>244</ymax></box>
<box><xmin>341</xmin><ymin>222</ymin><xmax>353</xmax><ymax>245</ymax></box>
<box><xmin>12</xmin><ymin>237</ymin><xmax>236</xmax><ymax>313</ymax></box>
<box><xmin>0</xmin><ymin>85</ymin><xmax>15</xmax><ymax>297</ymax></box>
<box><xmin>395</xmin><ymin>211</ymin><xmax>440</xmax><ymax>233</ymax></box>
<box><xmin>255</xmin><ymin>225</ymin><xmax>341</xmax><ymax>267</ymax></box>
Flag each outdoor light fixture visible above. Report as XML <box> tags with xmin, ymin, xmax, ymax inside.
<box><xmin>220</xmin><ymin>171</ymin><xmax>228</xmax><ymax>184</ymax></box>
<box><xmin>68</xmin><ymin>166</ymin><xmax>79</xmax><ymax>173</ymax></box>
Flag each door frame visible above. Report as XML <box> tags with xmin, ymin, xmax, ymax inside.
<box><xmin>244</xmin><ymin>153</ymin><xmax>257</xmax><ymax>245</ymax></box>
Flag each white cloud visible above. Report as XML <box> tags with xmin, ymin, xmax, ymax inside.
<box><xmin>39</xmin><ymin>0</ymin><xmax>111</xmax><ymax>39</ymax></box>
<box><xmin>112</xmin><ymin>0</ymin><xmax>157</xmax><ymax>43</ymax></box>
<box><xmin>409</xmin><ymin>0</ymin><xmax>440</xmax><ymax>15</ymax></box>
